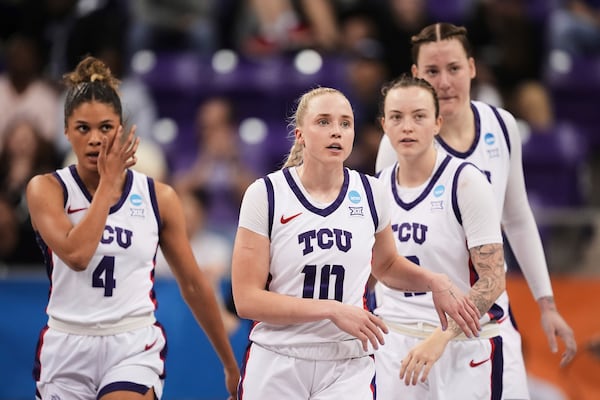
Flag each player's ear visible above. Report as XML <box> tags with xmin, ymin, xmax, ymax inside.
<box><xmin>411</xmin><ymin>64</ymin><xmax>418</xmax><ymax>78</ymax></box>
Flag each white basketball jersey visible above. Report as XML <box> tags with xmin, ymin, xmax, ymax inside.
<box><xmin>249</xmin><ymin>167</ymin><xmax>381</xmax><ymax>347</ymax></box>
<box><xmin>436</xmin><ymin>101</ymin><xmax>512</xmax><ymax>216</ymax></box>
<box><xmin>39</xmin><ymin>166</ymin><xmax>160</xmax><ymax>330</ymax></box>
<box><xmin>375</xmin><ymin>154</ymin><xmax>504</xmax><ymax>326</ymax></box>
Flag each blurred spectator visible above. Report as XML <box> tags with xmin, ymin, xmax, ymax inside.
<box><xmin>17</xmin><ymin>0</ymin><xmax>123</xmax><ymax>80</ymax></box>
<box><xmin>339</xmin><ymin>11</ymin><xmax>388</xmax><ymax>127</ymax></box>
<box><xmin>547</xmin><ymin>0</ymin><xmax>600</xmax><ymax>57</ymax></box>
<box><xmin>0</xmin><ymin>33</ymin><xmax>59</xmax><ymax>152</ymax></box>
<box><xmin>64</xmin><ymin>0</ymin><xmax>129</xmax><ymax>75</ymax></box>
<box><xmin>510</xmin><ymin>80</ymin><xmax>591</xmax><ymax>270</ymax></box>
<box><xmin>465</xmin><ymin>0</ymin><xmax>546</xmax><ymax>100</ymax></box>
<box><xmin>0</xmin><ymin>193</ymin><xmax>43</xmax><ymax>267</ymax></box>
<box><xmin>0</xmin><ymin>1</ymin><xmax>23</xmax><ymax>45</ymax></box>
<box><xmin>0</xmin><ymin>118</ymin><xmax>60</xmax><ymax>267</ymax></box>
<box><xmin>0</xmin><ymin>118</ymin><xmax>60</xmax><ymax>206</ymax></box>
<box><xmin>345</xmin><ymin>121</ymin><xmax>384</xmax><ymax>176</ymax></box>
<box><xmin>154</xmin><ymin>189</ymin><xmax>239</xmax><ymax>333</ymax></box>
<box><xmin>375</xmin><ymin>0</ymin><xmax>434</xmax><ymax>78</ymax></box>
<box><xmin>172</xmin><ymin>97</ymin><xmax>257</xmax><ymax>239</ymax></box>
<box><xmin>240</xmin><ymin>0</ymin><xmax>341</xmax><ymax>55</ymax></box>
<box><xmin>510</xmin><ymin>80</ymin><xmax>588</xmax><ymax>209</ymax></box>
<box><xmin>126</xmin><ymin>0</ymin><xmax>220</xmax><ymax>57</ymax></box>
<box><xmin>17</xmin><ymin>0</ymin><xmax>79</xmax><ymax>79</ymax></box>
<box><xmin>0</xmin><ymin>195</ymin><xmax>20</xmax><ymax>266</ymax></box>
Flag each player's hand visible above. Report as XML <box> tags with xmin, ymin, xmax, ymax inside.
<box><xmin>539</xmin><ymin>297</ymin><xmax>577</xmax><ymax>367</ymax></box>
<box><xmin>329</xmin><ymin>302</ymin><xmax>389</xmax><ymax>351</ymax></box>
<box><xmin>224</xmin><ymin>364</ymin><xmax>240</xmax><ymax>400</ymax></box>
<box><xmin>98</xmin><ymin>125</ymin><xmax>139</xmax><ymax>183</ymax></box>
<box><xmin>400</xmin><ymin>329</ymin><xmax>450</xmax><ymax>385</ymax></box>
<box><xmin>431</xmin><ymin>275</ymin><xmax>480</xmax><ymax>338</ymax></box>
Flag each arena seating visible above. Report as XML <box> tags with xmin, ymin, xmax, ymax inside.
<box><xmin>135</xmin><ymin>51</ymin><xmax>352</xmax><ymax>176</ymax></box>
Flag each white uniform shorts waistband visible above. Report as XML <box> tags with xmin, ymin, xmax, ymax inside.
<box><xmin>48</xmin><ymin>314</ymin><xmax>156</xmax><ymax>336</ymax></box>
<box><xmin>254</xmin><ymin>339</ymin><xmax>372</xmax><ymax>361</ymax></box>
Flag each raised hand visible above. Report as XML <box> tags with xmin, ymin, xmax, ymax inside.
<box><xmin>98</xmin><ymin>124</ymin><xmax>139</xmax><ymax>183</ymax></box>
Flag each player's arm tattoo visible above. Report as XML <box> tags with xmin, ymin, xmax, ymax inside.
<box><xmin>448</xmin><ymin>243</ymin><xmax>505</xmax><ymax>335</ymax></box>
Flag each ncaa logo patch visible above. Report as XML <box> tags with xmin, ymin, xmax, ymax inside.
<box><xmin>484</xmin><ymin>132</ymin><xmax>495</xmax><ymax>145</ymax></box>
<box><xmin>348</xmin><ymin>190</ymin><xmax>361</xmax><ymax>204</ymax></box>
<box><xmin>433</xmin><ymin>185</ymin><xmax>445</xmax><ymax>197</ymax></box>
<box><xmin>129</xmin><ymin>193</ymin><xmax>143</xmax><ymax>207</ymax></box>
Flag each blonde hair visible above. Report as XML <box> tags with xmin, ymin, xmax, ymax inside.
<box><xmin>283</xmin><ymin>87</ymin><xmax>347</xmax><ymax>168</ymax></box>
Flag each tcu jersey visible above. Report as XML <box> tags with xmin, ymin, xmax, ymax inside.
<box><xmin>435</xmin><ymin>101</ymin><xmax>512</xmax><ymax>216</ymax></box>
<box><xmin>40</xmin><ymin>165</ymin><xmax>161</xmax><ymax>334</ymax></box>
<box><xmin>249</xmin><ymin>167</ymin><xmax>381</xmax><ymax>350</ymax></box>
<box><xmin>375</xmin><ymin>154</ymin><xmax>503</xmax><ymax>327</ymax></box>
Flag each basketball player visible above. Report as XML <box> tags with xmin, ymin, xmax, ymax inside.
<box><xmin>26</xmin><ymin>56</ymin><xmax>239</xmax><ymax>399</ymax></box>
<box><xmin>375</xmin><ymin>23</ymin><xmax>577</xmax><ymax>399</ymax></box>
<box><xmin>374</xmin><ymin>75</ymin><xmax>505</xmax><ymax>399</ymax></box>
<box><xmin>231</xmin><ymin>87</ymin><xmax>482</xmax><ymax>399</ymax></box>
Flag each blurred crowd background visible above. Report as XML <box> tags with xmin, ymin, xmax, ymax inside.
<box><xmin>1</xmin><ymin>0</ymin><xmax>600</xmax><ymax>276</ymax></box>
<box><xmin>0</xmin><ymin>0</ymin><xmax>600</xmax><ymax>399</ymax></box>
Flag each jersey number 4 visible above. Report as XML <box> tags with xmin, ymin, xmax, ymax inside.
<box><xmin>302</xmin><ymin>264</ymin><xmax>345</xmax><ymax>302</ymax></box>
<box><xmin>92</xmin><ymin>256</ymin><xmax>116</xmax><ymax>297</ymax></box>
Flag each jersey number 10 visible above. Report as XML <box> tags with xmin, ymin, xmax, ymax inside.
<box><xmin>302</xmin><ymin>264</ymin><xmax>345</xmax><ymax>302</ymax></box>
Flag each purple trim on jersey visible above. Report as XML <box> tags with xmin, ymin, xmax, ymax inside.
<box><xmin>32</xmin><ymin>325</ymin><xmax>49</xmax><ymax>382</ymax></box>
<box><xmin>451</xmin><ymin>162</ymin><xmax>477</xmax><ymax>226</ymax></box>
<box><xmin>98</xmin><ymin>381</ymin><xmax>150</xmax><ymax>398</ymax></box>
<box><xmin>434</xmin><ymin>103</ymin><xmax>481</xmax><ymax>158</ymax></box>
<box><xmin>52</xmin><ymin>171</ymin><xmax>68</xmax><ymax>208</ymax></box>
<box><xmin>238</xmin><ymin>342</ymin><xmax>253</xmax><ymax>399</ymax></box>
<box><xmin>147</xmin><ymin>177</ymin><xmax>160</xmax><ymax>312</ymax></box>
<box><xmin>489</xmin><ymin>105</ymin><xmax>511</xmax><ymax>155</ymax></box>
<box><xmin>359</xmin><ymin>173</ymin><xmax>379</xmax><ymax>230</ymax></box>
<box><xmin>68</xmin><ymin>164</ymin><xmax>93</xmax><ymax>203</ymax></box>
<box><xmin>391</xmin><ymin>155</ymin><xmax>452</xmax><ymax>210</ymax></box>
<box><xmin>109</xmin><ymin>170</ymin><xmax>133</xmax><ymax>213</ymax></box>
<box><xmin>490</xmin><ymin>335</ymin><xmax>504</xmax><ymax>400</ymax></box>
<box><xmin>34</xmin><ymin>231</ymin><xmax>54</xmax><ymax>279</ymax></box>
<box><xmin>155</xmin><ymin>321</ymin><xmax>168</xmax><ymax>379</ymax></box>
<box><xmin>263</xmin><ymin>177</ymin><xmax>275</xmax><ymax>239</ymax></box>
<box><xmin>147</xmin><ymin>177</ymin><xmax>161</xmax><ymax>230</ymax></box>
<box><xmin>282</xmin><ymin>167</ymin><xmax>349</xmax><ymax>217</ymax></box>
<box><xmin>487</xmin><ymin>303</ymin><xmax>505</xmax><ymax>321</ymax></box>
<box><xmin>369</xmin><ymin>354</ymin><xmax>377</xmax><ymax>399</ymax></box>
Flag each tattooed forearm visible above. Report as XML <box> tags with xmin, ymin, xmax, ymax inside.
<box><xmin>447</xmin><ymin>243</ymin><xmax>506</xmax><ymax>336</ymax></box>
<box><xmin>469</xmin><ymin>243</ymin><xmax>505</xmax><ymax>314</ymax></box>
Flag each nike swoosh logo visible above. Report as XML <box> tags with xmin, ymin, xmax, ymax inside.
<box><xmin>469</xmin><ymin>357</ymin><xmax>490</xmax><ymax>367</ymax></box>
<box><xmin>280</xmin><ymin>212</ymin><xmax>302</xmax><ymax>224</ymax></box>
<box><xmin>67</xmin><ymin>206</ymin><xmax>88</xmax><ymax>214</ymax></box>
<box><xmin>144</xmin><ymin>339</ymin><xmax>158</xmax><ymax>351</ymax></box>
